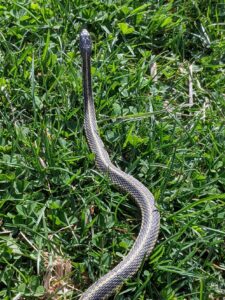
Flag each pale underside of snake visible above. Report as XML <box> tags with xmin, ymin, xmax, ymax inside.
<box><xmin>79</xmin><ymin>29</ymin><xmax>160</xmax><ymax>300</ymax></box>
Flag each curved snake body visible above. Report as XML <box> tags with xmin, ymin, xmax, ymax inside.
<box><xmin>80</xmin><ymin>29</ymin><xmax>160</xmax><ymax>300</ymax></box>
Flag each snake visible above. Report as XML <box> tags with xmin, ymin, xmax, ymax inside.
<box><xmin>79</xmin><ymin>29</ymin><xmax>160</xmax><ymax>300</ymax></box>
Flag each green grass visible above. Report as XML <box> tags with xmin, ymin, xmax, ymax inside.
<box><xmin>0</xmin><ymin>0</ymin><xmax>225</xmax><ymax>299</ymax></box>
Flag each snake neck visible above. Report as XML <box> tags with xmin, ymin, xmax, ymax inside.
<box><xmin>82</xmin><ymin>53</ymin><xmax>97</xmax><ymax>129</ymax></box>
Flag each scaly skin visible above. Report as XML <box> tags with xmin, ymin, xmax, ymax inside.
<box><xmin>79</xmin><ymin>29</ymin><xmax>160</xmax><ymax>300</ymax></box>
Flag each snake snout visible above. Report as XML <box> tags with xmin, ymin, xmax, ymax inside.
<box><xmin>80</xmin><ymin>29</ymin><xmax>92</xmax><ymax>56</ymax></box>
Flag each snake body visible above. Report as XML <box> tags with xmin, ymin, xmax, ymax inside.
<box><xmin>80</xmin><ymin>29</ymin><xmax>160</xmax><ymax>300</ymax></box>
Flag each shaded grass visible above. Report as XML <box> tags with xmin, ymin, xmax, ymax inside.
<box><xmin>0</xmin><ymin>0</ymin><xmax>225</xmax><ymax>299</ymax></box>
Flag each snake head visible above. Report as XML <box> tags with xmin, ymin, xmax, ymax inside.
<box><xmin>80</xmin><ymin>29</ymin><xmax>92</xmax><ymax>56</ymax></box>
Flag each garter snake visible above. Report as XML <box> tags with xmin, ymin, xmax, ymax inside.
<box><xmin>79</xmin><ymin>29</ymin><xmax>160</xmax><ymax>300</ymax></box>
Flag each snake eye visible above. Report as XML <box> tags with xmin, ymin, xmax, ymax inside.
<box><xmin>80</xmin><ymin>29</ymin><xmax>92</xmax><ymax>56</ymax></box>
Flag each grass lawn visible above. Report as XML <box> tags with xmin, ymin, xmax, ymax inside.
<box><xmin>0</xmin><ymin>1</ymin><xmax>225</xmax><ymax>299</ymax></box>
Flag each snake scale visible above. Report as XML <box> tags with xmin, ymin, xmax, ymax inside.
<box><xmin>79</xmin><ymin>29</ymin><xmax>160</xmax><ymax>300</ymax></box>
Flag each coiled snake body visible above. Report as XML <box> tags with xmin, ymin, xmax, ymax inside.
<box><xmin>80</xmin><ymin>29</ymin><xmax>160</xmax><ymax>300</ymax></box>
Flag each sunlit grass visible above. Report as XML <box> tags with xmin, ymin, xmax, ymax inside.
<box><xmin>0</xmin><ymin>1</ymin><xmax>224</xmax><ymax>299</ymax></box>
